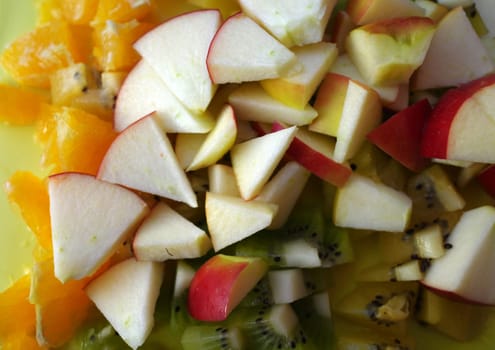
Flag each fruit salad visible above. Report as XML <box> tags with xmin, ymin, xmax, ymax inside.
<box><xmin>1</xmin><ymin>0</ymin><xmax>495</xmax><ymax>349</ymax></box>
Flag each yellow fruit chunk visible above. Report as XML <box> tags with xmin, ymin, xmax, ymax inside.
<box><xmin>0</xmin><ymin>22</ymin><xmax>85</xmax><ymax>88</ymax></box>
<box><xmin>93</xmin><ymin>19</ymin><xmax>153</xmax><ymax>72</ymax></box>
<box><xmin>30</xmin><ymin>258</ymin><xmax>93</xmax><ymax>347</ymax></box>
<box><xmin>35</xmin><ymin>0</ymin><xmax>63</xmax><ymax>25</ymax></box>
<box><xmin>94</xmin><ymin>0</ymin><xmax>153</xmax><ymax>22</ymax></box>
<box><xmin>58</xmin><ymin>0</ymin><xmax>100</xmax><ymax>24</ymax></box>
<box><xmin>0</xmin><ymin>274</ymin><xmax>36</xmax><ymax>340</ymax></box>
<box><xmin>0</xmin><ymin>84</ymin><xmax>47</xmax><ymax>125</ymax></box>
<box><xmin>4</xmin><ymin>171</ymin><xmax>52</xmax><ymax>253</ymax></box>
<box><xmin>1</xmin><ymin>332</ymin><xmax>46</xmax><ymax>350</ymax></box>
<box><xmin>36</xmin><ymin>106</ymin><xmax>117</xmax><ymax>175</ymax></box>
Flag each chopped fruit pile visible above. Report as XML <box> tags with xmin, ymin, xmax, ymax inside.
<box><xmin>1</xmin><ymin>0</ymin><xmax>495</xmax><ymax>349</ymax></box>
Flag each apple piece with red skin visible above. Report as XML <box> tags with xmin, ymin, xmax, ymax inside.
<box><xmin>367</xmin><ymin>99</ymin><xmax>432</xmax><ymax>172</ymax></box>
<box><xmin>346</xmin><ymin>0</ymin><xmax>425</xmax><ymax>25</ymax></box>
<box><xmin>188</xmin><ymin>254</ymin><xmax>268</xmax><ymax>321</ymax></box>
<box><xmin>422</xmin><ymin>205</ymin><xmax>495</xmax><ymax>305</ymax></box>
<box><xmin>272</xmin><ymin>122</ymin><xmax>352</xmax><ymax>187</ymax></box>
<box><xmin>421</xmin><ymin>73</ymin><xmax>495</xmax><ymax>163</ymax></box>
<box><xmin>206</xmin><ymin>13</ymin><xmax>300</xmax><ymax>84</ymax></box>
<box><xmin>134</xmin><ymin>9</ymin><xmax>222</xmax><ymax>113</ymax></box>
<box><xmin>477</xmin><ymin>165</ymin><xmax>495</xmax><ymax>199</ymax></box>
<box><xmin>329</xmin><ymin>10</ymin><xmax>356</xmax><ymax>53</ymax></box>
<box><xmin>346</xmin><ymin>16</ymin><xmax>435</xmax><ymax>86</ymax></box>
<box><xmin>412</xmin><ymin>7</ymin><xmax>494</xmax><ymax>90</ymax></box>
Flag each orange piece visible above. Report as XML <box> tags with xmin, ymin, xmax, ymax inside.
<box><xmin>92</xmin><ymin>19</ymin><xmax>154</xmax><ymax>72</ymax></box>
<box><xmin>4</xmin><ymin>172</ymin><xmax>52</xmax><ymax>252</ymax></box>
<box><xmin>1</xmin><ymin>332</ymin><xmax>46</xmax><ymax>350</ymax></box>
<box><xmin>94</xmin><ymin>0</ymin><xmax>154</xmax><ymax>22</ymax></box>
<box><xmin>35</xmin><ymin>0</ymin><xmax>64</xmax><ymax>25</ymax></box>
<box><xmin>36</xmin><ymin>106</ymin><xmax>117</xmax><ymax>175</ymax></box>
<box><xmin>58</xmin><ymin>0</ymin><xmax>100</xmax><ymax>24</ymax></box>
<box><xmin>30</xmin><ymin>258</ymin><xmax>93</xmax><ymax>348</ymax></box>
<box><xmin>0</xmin><ymin>84</ymin><xmax>47</xmax><ymax>125</ymax></box>
<box><xmin>0</xmin><ymin>21</ymin><xmax>85</xmax><ymax>88</ymax></box>
<box><xmin>0</xmin><ymin>274</ymin><xmax>36</xmax><ymax>340</ymax></box>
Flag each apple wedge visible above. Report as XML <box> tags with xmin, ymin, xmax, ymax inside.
<box><xmin>85</xmin><ymin>258</ymin><xmax>165</xmax><ymax>349</ymax></box>
<box><xmin>333</xmin><ymin>173</ymin><xmax>412</xmax><ymax>232</ymax></box>
<box><xmin>423</xmin><ymin>206</ymin><xmax>495</xmax><ymax>305</ymax></box>
<box><xmin>228</xmin><ymin>83</ymin><xmax>318</xmax><ymax>126</ymax></box>
<box><xmin>208</xmin><ymin>164</ymin><xmax>241</xmax><ymax>197</ymax></box>
<box><xmin>134</xmin><ymin>9</ymin><xmax>221</xmax><ymax>113</ymax></box>
<box><xmin>174</xmin><ymin>133</ymin><xmax>207</xmax><ymax>169</ymax></box>
<box><xmin>256</xmin><ymin>161</ymin><xmax>311</xmax><ymax>229</ymax></box>
<box><xmin>48</xmin><ymin>173</ymin><xmax>149</xmax><ymax>283</ymax></box>
<box><xmin>346</xmin><ymin>0</ymin><xmax>425</xmax><ymax>25</ymax></box>
<box><xmin>367</xmin><ymin>98</ymin><xmax>431</xmax><ymax>172</ymax></box>
<box><xmin>421</xmin><ymin>73</ymin><xmax>495</xmax><ymax>163</ymax></box>
<box><xmin>238</xmin><ymin>0</ymin><xmax>336</xmax><ymax>47</ymax></box>
<box><xmin>273</xmin><ymin>123</ymin><xmax>353</xmax><ymax>187</ymax></box>
<box><xmin>188</xmin><ymin>254</ymin><xmax>268</xmax><ymax>321</ymax></box>
<box><xmin>187</xmin><ymin>104</ymin><xmax>237</xmax><ymax>171</ymax></box>
<box><xmin>260</xmin><ymin>42</ymin><xmax>338</xmax><ymax>109</ymax></box>
<box><xmin>346</xmin><ymin>16</ymin><xmax>436</xmax><ymax>86</ymax></box>
<box><xmin>114</xmin><ymin>60</ymin><xmax>215</xmax><ymax>133</ymax></box>
<box><xmin>98</xmin><ymin>113</ymin><xmax>198</xmax><ymax>208</ymax></box>
<box><xmin>231</xmin><ymin>126</ymin><xmax>297</xmax><ymax>200</ymax></box>
<box><xmin>412</xmin><ymin>7</ymin><xmax>494</xmax><ymax>90</ymax></box>
<box><xmin>205</xmin><ymin>192</ymin><xmax>278</xmax><ymax>251</ymax></box>
<box><xmin>206</xmin><ymin>13</ymin><xmax>300</xmax><ymax>84</ymax></box>
<box><xmin>133</xmin><ymin>202</ymin><xmax>212</xmax><ymax>261</ymax></box>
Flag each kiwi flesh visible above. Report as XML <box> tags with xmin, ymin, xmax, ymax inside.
<box><xmin>181</xmin><ymin>324</ymin><xmax>245</xmax><ymax>350</ymax></box>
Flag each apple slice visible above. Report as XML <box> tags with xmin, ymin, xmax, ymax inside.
<box><xmin>329</xmin><ymin>10</ymin><xmax>357</xmax><ymax>53</ymax></box>
<box><xmin>477</xmin><ymin>165</ymin><xmax>495</xmax><ymax>199</ymax></box>
<box><xmin>333</xmin><ymin>173</ymin><xmax>412</xmax><ymax>232</ymax></box>
<box><xmin>422</xmin><ymin>205</ymin><xmax>495</xmax><ymax>305</ymax></box>
<box><xmin>273</xmin><ymin>123</ymin><xmax>353</xmax><ymax>187</ymax></box>
<box><xmin>346</xmin><ymin>16</ymin><xmax>436</xmax><ymax>86</ymax></box>
<box><xmin>421</xmin><ymin>73</ymin><xmax>495</xmax><ymax>163</ymax></box>
<box><xmin>231</xmin><ymin>126</ymin><xmax>297</xmax><ymax>200</ymax></box>
<box><xmin>238</xmin><ymin>0</ymin><xmax>336</xmax><ymax>47</ymax></box>
<box><xmin>48</xmin><ymin>172</ymin><xmax>149</xmax><ymax>282</ymax></box>
<box><xmin>256</xmin><ymin>161</ymin><xmax>311</xmax><ymax>229</ymax></box>
<box><xmin>367</xmin><ymin>98</ymin><xmax>431</xmax><ymax>172</ymax></box>
<box><xmin>415</xmin><ymin>0</ymin><xmax>449</xmax><ymax>22</ymax></box>
<box><xmin>208</xmin><ymin>164</ymin><xmax>241</xmax><ymax>197</ymax></box>
<box><xmin>346</xmin><ymin>0</ymin><xmax>425</xmax><ymax>25</ymax></box>
<box><xmin>98</xmin><ymin>113</ymin><xmax>198</xmax><ymax>208</ymax></box>
<box><xmin>206</xmin><ymin>13</ymin><xmax>300</xmax><ymax>84</ymax></box>
<box><xmin>187</xmin><ymin>104</ymin><xmax>237</xmax><ymax>171</ymax></box>
<box><xmin>134</xmin><ymin>10</ymin><xmax>221</xmax><ymax>113</ymax></box>
<box><xmin>114</xmin><ymin>60</ymin><xmax>215</xmax><ymax>133</ymax></box>
<box><xmin>174</xmin><ymin>133</ymin><xmax>207</xmax><ymax>169</ymax></box>
<box><xmin>85</xmin><ymin>258</ymin><xmax>165</xmax><ymax>349</ymax></box>
<box><xmin>188</xmin><ymin>254</ymin><xmax>268</xmax><ymax>321</ymax></box>
<box><xmin>260</xmin><ymin>42</ymin><xmax>338</xmax><ymax>109</ymax></box>
<box><xmin>228</xmin><ymin>83</ymin><xmax>318</xmax><ymax>126</ymax></box>
<box><xmin>412</xmin><ymin>7</ymin><xmax>494</xmax><ymax>90</ymax></box>
<box><xmin>133</xmin><ymin>202</ymin><xmax>212</xmax><ymax>261</ymax></box>
<box><xmin>205</xmin><ymin>192</ymin><xmax>277</xmax><ymax>251</ymax></box>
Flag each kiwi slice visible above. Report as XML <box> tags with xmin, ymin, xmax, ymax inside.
<box><xmin>181</xmin><ymin>324</ymin><xmax>245</xmax><ymax>350</ymax></box>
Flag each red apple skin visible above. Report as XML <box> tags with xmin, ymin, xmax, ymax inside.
<box><xmin>477</xmin><ymin>165</ymin><xmax>495</xmax><ymax>199</ymax></box>
<box><xmin>272</xmin><ymin>122</ymin><xmax>352</xmax><ymax>187</ymax></box>
<box><xmin>188</xmin><ymin>254</ymin><xmax>265</xmax><ymax>322</ymax></box>
<box><xmin>367</xmin><ymin>99</ymin><xmax>431</xmax><ymax>172</ymax></box>
<box><xmin>421</xmin><ymin>283</ymin><xmax>493</xmax><ymax>307</ymax></box>
<box><xmin>421</xmin><ymin>73</ymin><xmax>495</xmax><ymax>159</ymax></box>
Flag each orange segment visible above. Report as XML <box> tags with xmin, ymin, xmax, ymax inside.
<box><xmin>0</xmin><ymin>274</ymin><xmax>36</xmax><ymax>340</ymax></box>
<box><xmin>0</xmin><ymin>84</ymin><xmax>48</xmax><ymax>125</ymax></box>
<box><xmin>92</xmin><ymin>19</ymin><xmax>154</xmax><ymax>72</ymax></box>
<box><xmin>36</xmin><ymin>106</ymin><xmax>117</xmax><ymax>175</ymax></box>
<box><xmin>4</xmin><ymin>172</ymin><xmax>52</xmax><ymax>252</ymax></box>
<box><xmin>35</xmin><ymin>0</ymin><xmax>63</xmax><ymax>25</ymax></box>
<box><xmin>58</xmin><ymin>0</ymin><xmax>100</xmax><ymax>24</ymax></box>
<box><xmin>0</xmin><ymin>22</ymin><xmax>86</xmax><ymax>88</ymax></box>
<box><xmin>1</xmin><ymin>332</ymin><xmax>46</xmax><ymax>350</ymax></box>
<box><xmin>94</xmin><ymin>0</ymin><xmax>154</xmax><ymax>22</ymax></box>
<box><xmin>30</xmin><ymin>258</ymin><xmax>93</xmax><ymax>348</ymax></box>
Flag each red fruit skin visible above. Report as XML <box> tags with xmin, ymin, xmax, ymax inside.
<box><xmin>421</xmin><ymin>73</ymin><xmax>495</xmax><ymax>159</ymax></box>
<box><xmin>187</xmin><ymin>255</ymin><xmax>248</xmax><ymax>322</ymax></box>
<box><xmin>367</xmin><ymin>99</ymin><xmax>431</xmax><ymax>172</ymax></box>
<box><xmin>477</xmin><ymin>165</ymin><xmax>495</xmax><ymax>199</ymax></box>
<box><xmin>272</xmin><ymin>122</ymin><xmax>352</xmax><ymax>187</ymax></box>
<box><xmin>421</xmin><ymin>283</ymin><xmax>494</xmax><ymax>307</ymax></box>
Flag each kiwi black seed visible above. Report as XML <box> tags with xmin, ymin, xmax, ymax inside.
<box><xmin>180</xmin><ymin>324</ymin><xmax>245</xmax><ymax>350</ymax></box>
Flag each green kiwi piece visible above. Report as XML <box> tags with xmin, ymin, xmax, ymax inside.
<box><xmin>181</xmin><ymin>324</ymin><xmax>245</xmax><ymax>350</ymax></box>
<box><xmin>333</xmin><ymin>282</ymin><xmax>419</xmax><ymax>335</ymax></box>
